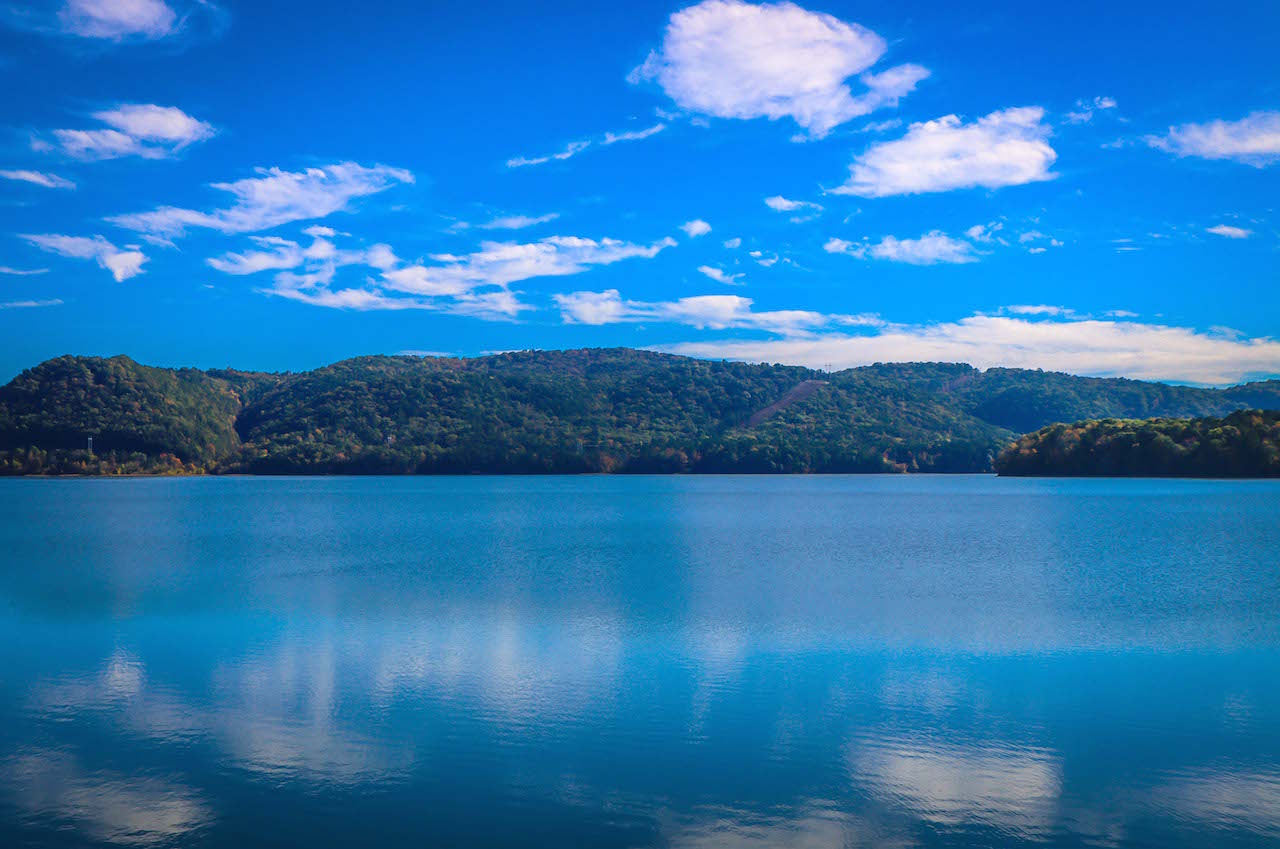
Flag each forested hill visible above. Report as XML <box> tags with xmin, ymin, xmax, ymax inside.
<box><xmin>995</xmin><ymin>410</ymin><xmax>1280</xmax><ymax>477</ymax></box>
<box><xmin>1</xmin><ymin>349</ymin><xmax>1278</xmax><ymax>475</ymax></box>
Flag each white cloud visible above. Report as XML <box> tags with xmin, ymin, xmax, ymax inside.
<box><xmin>1005</xmin><ymin>304</ymin><xmax>1071</xmax><ymax>316</ymax></box>
<box><xmin>662</xmin><ymin>313</ymin><xmax>1280</xmax><ymax>385</ymax></box>
<box><xmin>381</xmin><ymin>236</ymin><xmax>675</xmax><ymax>303</ymax></box>
<box><xmin>215</xmin><ymin>231</ymin><xmax>675</xmax><ymax>317</ymax></box>
<box><xmin>58</xmin><ymin>0</ymin><xmax>177</xmax><ymax>40</ymax></box>
<box><xmin>0</xmin><ymin>266</ymin><xmax>51</xmax><ymax>275</ymax></box>
<box><xmin>0</xmin><ymin>169</ymin><xmax>75</xmax><ymax>189</ymax></box>
<box><xmin>206</xmin><ymin>236</ymin><xmax>305</xmax><ymax>275</ymax></box>
<box><xmin>0</xmin><ymin>298</ymin><xmax>62</xmax><ymax>309</ymax></box>
<box><xmin>506</xmin><ymin>123</ymin><xmax>665</xmax><ymax>168</ymax></box>
<box><xmin>108</xmin><ymin>162</ymin><xmax>413</xmax><ymax>238</ymax></box>
<box><xmin>1065</xmin><ymin>95</ymin><xmax>1118</xmax><ymax>124</ymax></box>
<box><xmin>302</xmin><ymin>225</ymin><xmax>338</xmax><ymax>238</ymax></box>
<box><xmin>478</xmin><ymin>213</ymin><xmax>559</xmax><ymax>230</ymax></box>
<box><xmin>555</xmin><ymin>289</ymin><xmax>867</xmax><ymax>335</ymax></box>
<box><xmin>5</xmin><ymin>0</ymin><xmax>225</xmax><ymax>43</ymax></box>
<box><xmin>825</xmin><ymin>231</ymin><xmax>979</xmax><ymax>265</ymax></box>
<box><xmin>21</xmin><ymin>233</ymin><xmax>146</xmax><ymax>280</ymax></box>
<box><xmin>764</xmin><ymin>195</ymin><xmax>822</xmax><ymax>213</ymax></box>
<box><xmin>681</xmin><ymin>219</ymin><xmax>712</xmax><ymax>237</ymax></box>
<box><xmin>764</xmin><ymin>194</ymin><xmax>823</xmax><ymax>222</ymax></box>
<box><xmin>601</xmin><ymin>123</ymin><xmax>667</xmax><ymax>145</ymax></box>
<box><xmin>833</xmin><ymin>107</ymin><xmax>1057</xmax><ymax>197</ymax></box>
<box><xmin>965</xmin><ymin>221</ymin><xmax>1005</xmax><ymax>244</ymax></box>
<box><xmin>46</xmin><ymin>103</ymin><xmax>214</xmax><ymax>160</ymax></box>
<box><xmin>723</xmin><ymin>237</ymin><xmax>742</xmax><ymax>249</ymax></box>
<box><xmin>630</xmin><ymin>0</ymin><xmax>927</xmax><ymax>138</ymax></box>
<box><xmin>506</xmin><ymin>140</ymin><xmax>590</xmax><ymax>168</ymax></box>
<box><xmin>1145</xmin><ymin>111</ymin><xmax>1280</xmax><ymax>166</ymax></box>
<box><xmin>697</xmin><ymin>265</ymin><xmax>742</xmax><ymax>285</ymax></box>
<box><xmin>1206</xmin><ymin>224</ymin><xmax>1252</xmax><ymax>239</ymax></box>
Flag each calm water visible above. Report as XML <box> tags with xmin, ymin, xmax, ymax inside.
<box><xmin>0</xmin><ymin>476</ymin><xmax>1278</xmax><ymax>848</ymax></box>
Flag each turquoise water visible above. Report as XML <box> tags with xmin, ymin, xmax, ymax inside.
<box><xmin>0</xmin><ymin>476</ymin><xmax>1278</xmax><ymax>848</ymax></box>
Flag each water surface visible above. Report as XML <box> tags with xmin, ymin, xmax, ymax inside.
<box><xmin>1</xmin><ymin>476</ymin><xmax>1277</xmax><ymax>848</ymax></box>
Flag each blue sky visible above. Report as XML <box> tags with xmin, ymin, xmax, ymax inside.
<box><xmin>1</xmin><ymin>0</ymin><xmax>1277</xmax><ymax>384</ymax></box>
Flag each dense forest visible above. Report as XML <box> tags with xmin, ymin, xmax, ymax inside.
<box><xmin>995</xmin><ymin>410</ymin><xmax>1280</xmax><ymax>477</ymax></box>
<box><xmin>2</xmin><ymin>350</ymin><xmax>1278</xmax><ymax>475</ymax></box>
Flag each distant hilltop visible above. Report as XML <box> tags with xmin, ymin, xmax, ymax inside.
<box><xmin>1</xmin><ymin>349</ymin><xmax>1278</xmax><ymax>476</ymax></box>
<box><xmin>996</xmin><ymin>410</ymin><xmax>1280</xmax><ymax>477</ymax></box>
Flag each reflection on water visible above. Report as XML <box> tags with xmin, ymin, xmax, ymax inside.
<box><xmin>1</xmin><ymin>476</ymin><xmax>1278</xmax><ymax>848</ymax></box>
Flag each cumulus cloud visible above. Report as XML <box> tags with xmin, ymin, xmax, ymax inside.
<box><xmin>1206</xmin><ymin>224</ymin><xmax>1252</xmax><ymax>239</ymax></box>
<box><xmin>661</xmin><ymin>313</ymin><xmax>1280</xmax><ymax>385</ymax></box>
<box><xmin>21</xmin><ymin>233</ymin><xmax>146</xmax><ymax>280</ymax></box>
<box><xmin>723</xmin><ymin>237</ymin><xmax>742</xmax><ymax>249</ymax></box>
<box><xmin>44</xmin><ymin>103</ymin><xmax>214</xmax><ymax>160</ymax></box>
<box><xmin>697</xmin><ymin>264</ymin><xmax>742</xmax><ymax>285</ymax></box>
<box><xmin>0</xmin><ymin>169</ymin><xmax>75</xmax><ymax>189</ymax></box>
<box><xmin>1145</xmin><ymin>111</ymin><xmax>1280</xmax><ymax>166</ymax></box>
<box><xmin>630</xmin><ymin>0</ymin><xmax>927</xmax><ymax>138</ymax></box>
<box><xmin>681</xmin><ymin>219</ymin><xmax>712</xmax><ymax>237</ymax></box>
<box><xmin>109</xmin><ymin>162</ymin><xmax>413</xmax><ymax>238</ymax></box>
<box><xmin>4</xmin><ymin>0</ymin><xmax>225</xmax><ymax>43</ymax></box>
<box><xmin>506</xmin><ymin>123</ymin><xmax>666</xmax><ymax>168</ymax></box>
<box><xmin>825</xmin><ymin>231</ymin><xmax>979</xmax><ymax>265</ymax></box>
<box><xmin>833</xmin><ymin>107</ymin><xmax>1057</xmax><ymax>197</ymax></box>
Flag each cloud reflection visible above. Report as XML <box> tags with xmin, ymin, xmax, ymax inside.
<box><xmin>3</xmin><ymin>749</ymin><xmax>211</xmax><ymax>845</ymax></box>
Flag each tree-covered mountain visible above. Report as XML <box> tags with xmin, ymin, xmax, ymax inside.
<box><xmin>1</xmin><ymin>349</ymin><xmax>1278</xmax><ymax>475</ymax></box>
<box><xmin>995</xmin><ymin>410</ymin><xmax>1280</xmax><ymax>477</ymax></box>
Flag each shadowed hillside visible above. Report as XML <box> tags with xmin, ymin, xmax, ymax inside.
<box><xmin>2</xmin><ymin>349</ymin><xmax>1278</xmax><ymax>475</ymax></box>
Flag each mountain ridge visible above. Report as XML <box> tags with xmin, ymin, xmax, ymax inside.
<box><xmin>2</xmin><ymin>349</ymin><xmax>1278</xmax><ymax>475</ymax></box>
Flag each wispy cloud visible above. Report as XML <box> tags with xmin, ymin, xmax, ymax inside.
<box><xmin>661</xmin><ymin>313</ymin><xmax>1280</xmax><ymax>385</ymax></box>
<box><xmin>629</xmin><ymin>0</ymin><xmax>927</xmax><ymax>138</ymax></box>
<box><xmin>21</xmin><ymin>233</ymin><xmax>146</xmax><ymax>281</ymax></box>
<box><xmin>601</xmin><ymin>123</ymin><xmax>667</xmax><ymax>145</ymax></box>
<box><xmin>556</xmin><ymin>289</ymin><xmax>877</xmax><ymax>334</ymax></box>
<box><xmin>0</xmin><ymin>266</ymin><xmax>50</xmax><ymax>275</ymax></box>
<box><xmin>697</xmin><ymin>265</ymin><xmax>742</xmax><ymax>285</ymax></box>
<box><xmin>1145</xmin><ymin>111</ymin><xmax>1280</xmax><ymax>166</ymax></box>
<box><xmin>43</xmin><ymin>103</ymin><xmax>214</xmax><ymax>160</ymax></box>
<box><xmin>0</xmin><ymin>169</ymin><xmax>75</xmax><ymax>189</ymax></box>
<box><xmin>825</xmin><ymin>231</ymin><xmax>979</xmax><ymax>265</ymax></box>
<box><xmin>1205</xmin><ymin>224</ymin><xmax>1253</xmax><ymax>239</ymax></box>
<box><xmin>209</xmin><ymin>230</ymin><xmax>675</xmax><ymax>317</ymax></box>
<box><xmin>109</xmin><ymin>162</ymin><xmax>413</xmax><ymax>238</ymax></box>
<box><xmin>477</xmin><ymin>213</ymin><xmax>560</xmax><ymax>230</ymax></box>
<box><xmin>764</xmin><ymin>195</ymin><xmax>823</xmax><ymax>222</ymax></box>
<box><xmin>506</xmin><ymin>123</ymin><xmax>666</xmax><ymax>168</ymax></box>
<box><xmin>0</xmin><ymin>298</ymin><xmax>63</xmax><ymax>309</ymax></box>
<box><xmin>1065</xmin><ymin>95</ymin><xmax>1117</xmax><ymax>124</ymax></box>
<box><xmin>832</xmin><ymin>107</ymin><xmax>1057</xmax><ymax>197</ymax></box>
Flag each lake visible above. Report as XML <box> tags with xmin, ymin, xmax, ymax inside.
<box><xmin>0</xmin><ymin>476</ymin><xmax>1277</xmax><ymax>848</ymax></box>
